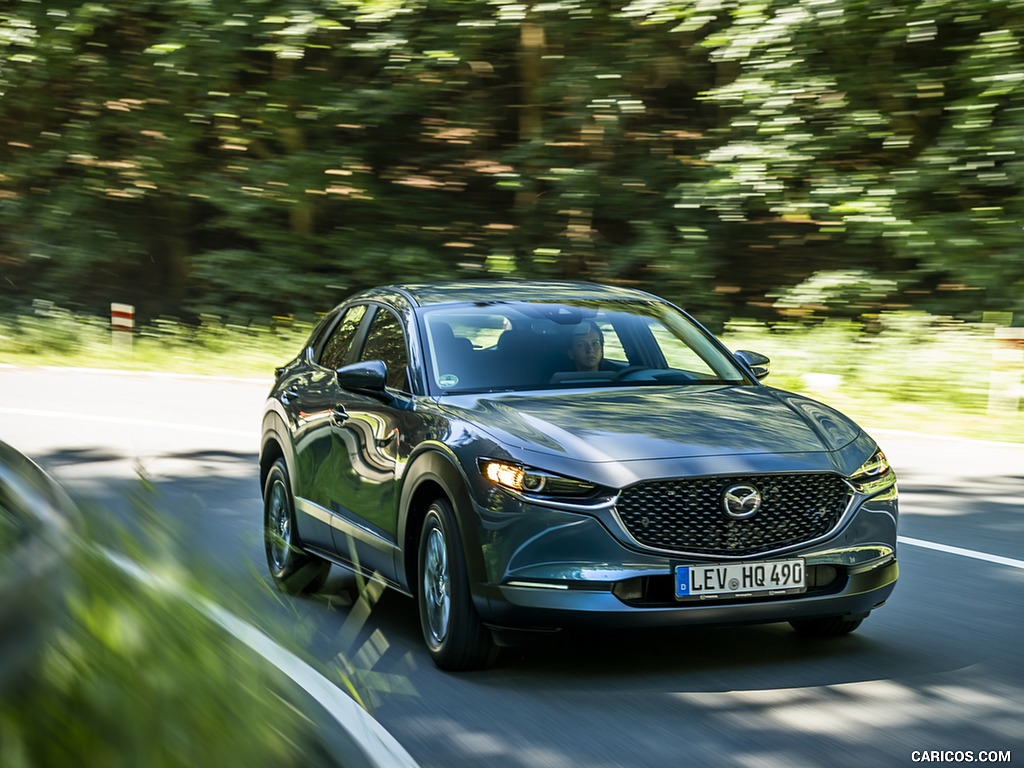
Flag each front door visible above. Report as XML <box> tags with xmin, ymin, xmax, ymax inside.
<box><xmin>326</xmin><ymin>305</ymin><xmax>414</xmax><ymax>583</ymax></box>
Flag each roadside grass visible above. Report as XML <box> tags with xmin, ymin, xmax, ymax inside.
<box><xmin>0</xmin><ymin>304</ymin><xmax>312</xmax><ymax>378</ymax></box>
<box><xmin>722</xmin><ymin>313</ymin><xmax>1024</xmax><ymax>444</ymax></box>
<box><xmin>1</xmin><ymin>307</ymin><xmax>1021</xmax><ymax>443</ymax></box>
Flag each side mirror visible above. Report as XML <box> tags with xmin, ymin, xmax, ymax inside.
<box><xmin>336</xmin><ymin>360</ymin><xmax>389</xmax><ymax>394</ymax></box>
<box><xmin>734</xmin><ymin>349</ymin><xmax>771</xmax><ymax>381</ymax></box>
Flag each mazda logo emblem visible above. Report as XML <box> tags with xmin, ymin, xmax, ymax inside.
<box><xmin>722</xmin><ymin>484</ymin><xmax>762</xmax><ymax>519</ymax></box>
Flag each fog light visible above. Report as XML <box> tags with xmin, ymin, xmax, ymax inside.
<box><xmin>807</xmin><ymin>565</ymin><xmax>837</xmax><ymax>587</ymax></box>
<box><xmin>612</xmin><ymin>578</ymin><xmax>643</xmax><ymax>602</ymax></box>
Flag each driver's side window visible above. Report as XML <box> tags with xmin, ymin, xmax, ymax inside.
<box><xmin>360</xmin><ymin>307</ymin><xmax>411</xmax><ymax>393</ymax></box>
<box><xmin>318</xmin><ymin>304</ymin><xmax>367</xmax><ymax>370</ymax></box>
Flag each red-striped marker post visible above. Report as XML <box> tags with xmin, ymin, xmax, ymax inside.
<box><xmin>111</xmin><ymin>302</ymin><xmax>135</xmax><ymax>354</ymax></box>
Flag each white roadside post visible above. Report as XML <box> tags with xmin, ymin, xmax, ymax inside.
<box><xmin>110</xmin><ymin>302</ymin><xmax>135</xmax><ymax>356</ymax></box>
<box><xmin>987</xmin><ymin>315</ymin><xmax>1024</xmax><ymax>416</ymax></box>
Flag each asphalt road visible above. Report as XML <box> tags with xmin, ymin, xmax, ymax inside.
<box><xmin>2</xmin><ymin>366</ymin><xmax>1022</xmax><ymax>768</ymax></box>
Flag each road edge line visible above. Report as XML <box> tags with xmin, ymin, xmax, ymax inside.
<box><xmin>898</xmin><ymin>536</ymin><xmax>1024</xmax><ymax>570</ymax></box>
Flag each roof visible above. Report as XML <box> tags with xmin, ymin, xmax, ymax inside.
<box><xmin>370</xmin><ymin>280</ymin><xmax>660</xmax><ymax>307</ymax></box>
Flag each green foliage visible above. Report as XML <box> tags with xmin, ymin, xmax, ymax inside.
<box><xmin>722</xmin><ymin>309</ymin><xmax>1023</xmax><ymax>442</ymax></box>
<box><xmin>652</xmin><ymin>0</ymin><xmax>1024</xmax><ymax>315</ymax></box>
<box><xmin>2</xmin><ymin>0</ymin><xmax>1024</xmax><ymax>322</ymax></box>
<box><xmin>0</xmin><ymin>303</ymin><xmax>314</xmax><ymax>376</ymax></box>
<box><xmin>0</xmin><ymin>502</ymin><xmax>17</xmax><ymax>551</ymax></box>
<box><xmin>0</xmin><ymin>537</ymin><xmax>315</xmax><ymax>768</ymax></box>
<box><xmin>770</xmin><ymin>270</ymin><xmax>900</xmax><ymax>322</ymax></box>
<box><xmin>0</xmin><ymin>471</ymin><xmax>418</xmax><ymax>766</ymax></box>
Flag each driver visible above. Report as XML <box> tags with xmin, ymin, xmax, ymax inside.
<box><xmin>567</xmin><ymin>321</ymin><xmax>608</xmax><ymax>372</ymax></box>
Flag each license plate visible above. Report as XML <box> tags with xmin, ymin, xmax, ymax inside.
<box><xmin>675</xmin><ymin>559</ymin><xmax>806</xmax><ymax>600</ymax></box>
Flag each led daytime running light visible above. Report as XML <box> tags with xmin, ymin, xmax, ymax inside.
<box><xmin>850</xmin><ymin>449</ymin><xmax>894</xmax><ymax>493</ymax></box>
<box><xmin>856</xmin><ymin>450</ymin><xmax>890</xmax><ymax>478</ymax></box>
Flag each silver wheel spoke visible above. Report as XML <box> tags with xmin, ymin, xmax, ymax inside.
<box><xmin>423</xmin><ymin>525</ymin><xmax>451</xmax><ymax>645</ymax></box>
<box><xmin>268</xmin><ymin>480</ymin><xmax>291</xmax><ymax>570</ymax></box>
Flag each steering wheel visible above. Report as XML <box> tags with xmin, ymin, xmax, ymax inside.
<box><xmin>613</xmin><ymin>365</ymin><xmax>649</xmax><ymax>381</ymax></box>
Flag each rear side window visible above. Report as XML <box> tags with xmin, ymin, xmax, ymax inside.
<box><xmin>318</xmin><ymin>305</ymin><xmax>367</xmax><ymax>370</ymax></box>
<box><xmin>360</xmin><ymin>308</ymin><xmax>411</xmax><ymax>393</ymax></box>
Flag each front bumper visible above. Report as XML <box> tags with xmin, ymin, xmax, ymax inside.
<box><xmin>468</xmin><ymin>483</ymin><xmax>899</xmax><ymax>632</ymax></box>
<box><xmin>478</xmin><ymin>556</ymin><xmax>897</xmax><ymax>631</ymax></box>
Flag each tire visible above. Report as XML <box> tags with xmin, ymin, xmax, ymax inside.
<box><xmin>789</xmin><ymin>615</ymin><xmax>864</xmax><ymax>637</ymax></box>
<box><xmin>263</xmin><ymin>458</ymin><xmax>330</xmax><ymax>595</ymax></box>
<box><xmin>417</xmin><ymin>498</ymin><xmax>497</xmax><ymax>671</ymax></box>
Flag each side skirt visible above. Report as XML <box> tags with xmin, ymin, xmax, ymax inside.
<box><xmin>303</xmin><ymin>545</ymin><xmax>413</xmax><ymax>598</ymax></box>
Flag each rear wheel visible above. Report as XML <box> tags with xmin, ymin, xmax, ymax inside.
<box><xmin>263</xmin><ymin>458</ymin><xmax>330</xmax><ymax>595</ymax></box>
<box><xmin>417</xmin><ymin>498</ymin><xmax>497</xmax><ymax>671</ymax></box>
<box><xmin>789</xmin><ymin>615</ymin><xmax>864</xmax><ymax>637</ymax></box>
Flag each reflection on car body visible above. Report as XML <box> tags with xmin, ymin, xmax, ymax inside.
<box><xmin>260</xmin><ymin>280</ymin><xmax>899</xmax><ymax>670</ymax></box>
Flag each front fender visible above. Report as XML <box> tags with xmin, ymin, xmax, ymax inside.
<box><xmin>396</xmin><ymin>444</ymin><xmax>488</xmax><ymax>599</ymax></box>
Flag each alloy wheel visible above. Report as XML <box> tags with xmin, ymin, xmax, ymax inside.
<box><xmin>267</xmin><ymin>479</ymin><xmax>292</xmax><ymax>572</ymax></box>
<box><xmin>422</xmin><ymin>525</ymin><xmax>451</xmax><ymax>646</ymax></box>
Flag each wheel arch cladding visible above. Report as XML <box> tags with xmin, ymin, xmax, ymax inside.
<box><xmin>260</xmin><ymin>437</ymin><xmax>285</xmax><ymax>493</ymax></box>
<box><xmin>399</xmin><ymin>448</ymin><xmax>487</xmax><ymax>598</ymax></box>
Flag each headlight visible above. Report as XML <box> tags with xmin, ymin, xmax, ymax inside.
<box><xmin>478</xmin><ymin>459</ymin><xmax>598</xmax><ymax>498</ymax></box>
<box><xmin>849</xmin><ymin>448</ymin><xmax>895</xmax><ymax>494</ymax></box>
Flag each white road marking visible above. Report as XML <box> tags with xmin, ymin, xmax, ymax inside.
<box><xmin>102</xmin><ymin>549</ymin><xmax>419</xmax><ymax>768</ymax></box>
<box><xmin>0</xmin><ymin>407</ymin><xmax>253</xmax><ymax>438</ymax></box>
<box><xmin>899</xmin><ymin>536</ymin><xmax>1024</xmax><ymax>571</ymax></box>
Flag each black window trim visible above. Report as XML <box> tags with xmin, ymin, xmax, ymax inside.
<box><xmin>312</xmin><ymin>302</ymin><xmax>372</xmax><ymax>371</ymax></box>
<box><xmin>356</xmin><ymin>303</ymin><xmax>416</xmax><ymax>397</ymax></box>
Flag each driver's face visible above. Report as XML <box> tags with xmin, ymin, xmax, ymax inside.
<box><xmin>569</xmin><ymin>330</ymin><xmax>603</xmax><ymax>371</ymax></box>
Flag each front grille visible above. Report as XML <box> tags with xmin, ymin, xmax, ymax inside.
<box><xmin>615</xmin><ymin>473</ymin><xmax>851</xmax><ymax>556</ymax></box>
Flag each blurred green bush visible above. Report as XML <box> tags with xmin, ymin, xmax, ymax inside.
<box><xmin>0</xmin><ymin>303</ymin><xmax>314</xmax><ymax>377</ymax></box>
<box><xmin>0</xmin><ymin>475</ymin><xmax>416</xmax><ymax>768</ymax></box>
<box><xmin>0</xmin><ymin>544</ymin><xmax>324</xmax><ymax>767</ymax></box>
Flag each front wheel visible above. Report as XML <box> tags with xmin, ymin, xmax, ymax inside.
<box><xmin>789</xmin><ymin>615</ymin><xmax>864</xmax><ymax>637</ymax></box>
<box><xmin>417</xmin><ymin>498</ymin><xmax>497</xmax><ymax>671</ymax></box>
<box><xmin>263</xmin><ymin>458</ymin><xmax>330</xmax><ymax>595</ymax></box>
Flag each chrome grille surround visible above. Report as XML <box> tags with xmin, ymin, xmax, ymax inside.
<box><xmin>613</xmin><ymin>473</ymin><xmax>852</xmax><ymax>558</ymax></box>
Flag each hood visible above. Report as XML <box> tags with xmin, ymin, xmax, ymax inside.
<box><xmin>442</xmin><ymin>386</ymin><xmax>861</xmax><ymax>464</ymax></box>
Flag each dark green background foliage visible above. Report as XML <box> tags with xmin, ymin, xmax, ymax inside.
<box><xmin>2</xmin><ymin>0</ymin><xmax>1023</xmax><ymax>324</ymax></box>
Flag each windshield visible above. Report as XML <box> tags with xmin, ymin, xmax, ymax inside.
<box><xmin>420</xmin><ymin>300</ymin><xmax>751</xmax><ymax>395</ymax></box>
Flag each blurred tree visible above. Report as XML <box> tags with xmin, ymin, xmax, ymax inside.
<box><xmin>629</xmin><ymin>0</ymin><xmax>1024</xmax><ymax>318</ymax></box>
<box><xmin>1</xmin><ymin>0</ymin><xmax>1023</xmax><ymax>323</ymax></box>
